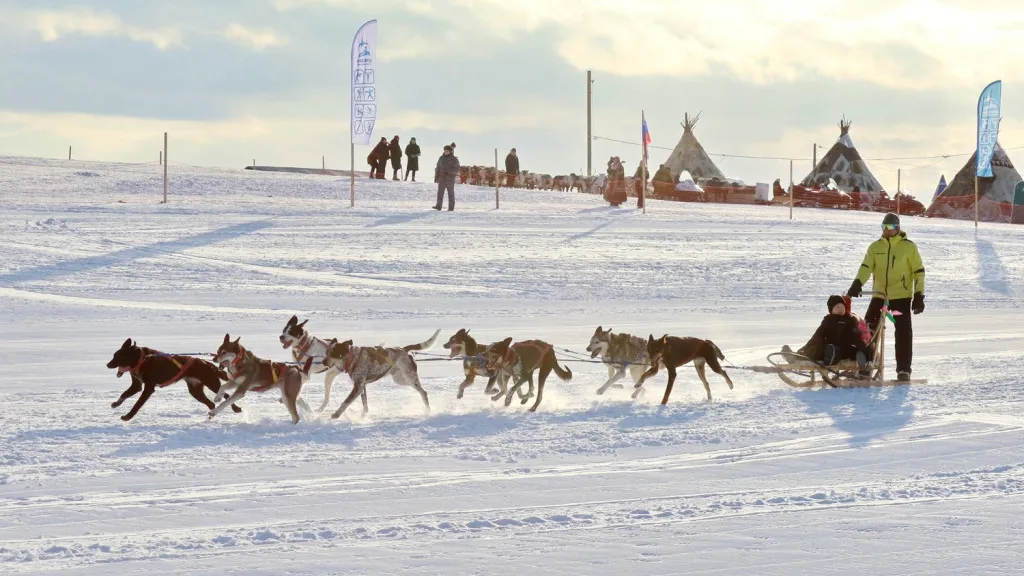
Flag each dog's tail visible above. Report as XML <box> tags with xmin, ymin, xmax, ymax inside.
<box><xmin>707</xmin><ymin>340</ymin><xmax>726</xmax><ymax>360</ymax></box>
<box><xmin>550</xmin><ymin>349</ymin><xmax>573</xmax><ymax>381</ymax></box>
<box><xmin>404</xmin><ymin>329</ymin><xmax>441</xmax><ymax>352</ymax></box>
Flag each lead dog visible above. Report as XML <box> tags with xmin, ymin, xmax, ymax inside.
<box><xmin>634</xmin><ymin>334</ymin><xmax>734</xmax><ymax>404</ymax></box>
<box><xmin>585</xmin><ymin>326</ymin><xmax>651</xmax><ymax>395</ymax></box>
<box><xmin>484</xmin><ymin>337</ymin><xmax>572</xmax><ymax>412</ymax></box>
<box><xmin>321</xmin><ymin>329</ymin><xmax>439</xmax><ymax>419</ymax></box>
<box><xmin>279</xmin><ymin>315</ymin><xmax>343</xmax><ymax>412</ymax></box>
<box><xmin>210</xmin><ymin>334</ymin><xmax>314</xmax><ymax>424</ymax></box>
<box><xmin>105</xmin><ymin>338</ymin><xmax>241</xmax><ymax>421</ymax></box>
<box><xmin>443</xmin><ymin>328</ymin><xmax>523</xmax><ymax>401</ymax></box>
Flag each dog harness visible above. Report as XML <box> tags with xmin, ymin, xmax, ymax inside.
<box><xmin>228</xmin><ymin>344</ymin><xmax>288</xmax><ymax>393</ymax></box>
<box><xmin>293</xmin><ymin>333</ymin><xmax>317</xmax><ymax>361</ymax></box>
<box><xmin>251</xmin><ymin>364</ymin><xmax>288</xmax><ymax>393</ymax></box>
<box><xmin>128</xmin><ymin>350</ymin><xmax>196</xmax><ymax>388</ymax></box>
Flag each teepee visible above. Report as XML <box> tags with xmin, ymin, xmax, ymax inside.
<box><xmin>801</xmin><ymin>117</ymin><xmax>883</xmax><ymax>193</ymax></box>
<box><xmin>663</xmin><ymin>112</ymin><xmax>726</xmax><ymax>183</ymax></box>
<box><xmin>932</xmin><ymin>175</ymin><xmax>947</xmax><ymax>201</ymax></box>
<box><xmin>925</xmin><ymin>143</ymin><xmax>1023</xmax><ymax>223</ymax></box>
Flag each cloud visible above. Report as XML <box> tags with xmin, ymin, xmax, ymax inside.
<box><xmin>27</xmin><ymin>8</ymin><xmax>183</xmax><ymax>50</ymax></box>
<box><xmin>273</xmin><ymin>0</ymin><xmax>1024</xmax><ymax>90</ymax></box>
<box><xmin>223</xmin><ymin>23</ymin><xmax>287</xmax><ymax>51</ymax></box>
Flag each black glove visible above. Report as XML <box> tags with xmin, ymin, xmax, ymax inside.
<box><xmin>847</xmin><ymin>279</ymin><xmax>863</xmax><ymax>298</ymax></box>
<box><xmin>912</xmin><ymin>293</ymin><xmax>924</xmax><ymax>314</ymax></box>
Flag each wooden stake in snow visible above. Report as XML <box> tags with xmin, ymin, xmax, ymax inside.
<box><xmin>789</xmin><ymin>160</ymin><xmax>794</xmax><ymax>220</ymax></box>
<box><xmin>162</xmin><ymin>132</ymin><xmax>168</xmax><ymax>204</ymax></box>
<box><xmin>897</xmin><ymin>169</ymin><xmax>901</xmax><ymax>215</ymax></box>
<box><xmin>495</xmin><ymin>148</ymin><xmax>500</xmax><ymax>209</ymax></box>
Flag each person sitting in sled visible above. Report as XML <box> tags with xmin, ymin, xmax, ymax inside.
<box><xmin>781</xmin><ymin>294</ymin><xmax>873</xmax><ymax>377</ymax></box>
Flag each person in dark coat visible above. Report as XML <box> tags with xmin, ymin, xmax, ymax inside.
<box><xmin>388</xmin><ymin>136</ymin><xmax>403</xmax><ymax>181</ymax></box>
<box><xmin>634</xmin><ymin>162</ymin><xmax>648</xmax><ymax>208</ymax></box>
<box><xmin>504</xmin><ymin>148</ymin><xmax>520</xmax><ymax>187</ymax></box>
<box><xmin>433</xmin><ymin>145</ymin><xmax>459</xmax><ymax>211</ymax></box>
<box><xmin>783</xmin><ymin>294</ymin><xmax>872</xmax><ymax>377</ymax></box>
<box><xmin>652</xmin><ymin>164</ymin><xmax>673</xmax><ymax>184</ymax></box>
<box><xmin>369</xmin><ymin>137</ymin><xmax>389</xmax><ymax>179</ymax></box>
<box><xmin>404</xmin><ymin>137</ymin><xmax>421</xmax><ymax>181</ymax></box>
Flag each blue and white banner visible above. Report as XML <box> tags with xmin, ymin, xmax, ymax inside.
<box><xmin>350</xmin><ymin>19</ymin><xmax>377</xmax><ymax>146</ymax></box>
<box><xmin>976</xmin><ymin>80</ymin><xmax>1002</xmax><ymax>177</ymax></box>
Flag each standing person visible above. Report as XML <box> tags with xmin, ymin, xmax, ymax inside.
<box><xmin>633</xmin><ymin>161</ymin><xmax>648</xmax><ymax>208</ymax></box>
<box><xmin>388</xmin><ymin>136</ymin><xmax>403</xmax><ymax>181</ymax></box>
<box><xmin>505</xmin><ymin>148</ymin><xmax>520</xmax><ymax>187</ymax></box>
<box><xmin>433</xmin><ymin>144</ymin><xmax>459</xmax><ymax>211</ymax></box>
<box><xmin>846</xmin><ymin>213</ymin><xmax>925</xmax><ymax>381</ymax></box>
<box><xmin>404</xmin><ymin>137</ymin><xmax>421</xmax><ymax>181</ymax></box>
<box><xmin>370</xmin><ymin>137</ymin><xmax>389</xmax><ymax>179</ymax></box>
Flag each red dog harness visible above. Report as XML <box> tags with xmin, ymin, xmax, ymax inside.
<box><xmin>130</xmin><ymin>352</ymin><xmax>196</xmax><ymax>388</ymax></box>
<box><xmin>227</xmin><ymin>344</ymin><xmax>287</xmax><ymax>393</ymax></box>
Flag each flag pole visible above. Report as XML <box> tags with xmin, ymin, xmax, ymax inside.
<box><xmin>641</xmin><ymin>110</ymin><xmax>646</xmax><ymax>214</ymax></box>
<box><xmin>974</xmin><ymin>175</ymin><xmax>979</xmax><ymax>229</ymax></box>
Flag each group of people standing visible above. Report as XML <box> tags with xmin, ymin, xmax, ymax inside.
<box><xmin>367</xmin><ymin>136</ymin><xmax>423</xmax><ymax>182</ymax></box>
<box><xmin>366</xmin><ymin>140</ymin><xmax>526</xmax><ymax>213</ymax></box>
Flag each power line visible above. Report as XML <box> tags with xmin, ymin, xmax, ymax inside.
<box><xmin>592</xmin><ymin>134</ymin><xmax>1024</xmax><ymax>163</ymax></box>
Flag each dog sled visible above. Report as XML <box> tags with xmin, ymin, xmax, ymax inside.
<box><xmin>753</xmin><ymin>301</ymin><xmax>927</xmax><ymax>389</ymax></box>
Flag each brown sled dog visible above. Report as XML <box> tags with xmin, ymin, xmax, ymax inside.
<box><xmin>443</xmin><ymin>328</ymin><xmax>521</xmax><ymax>401</ymax></box>
<box><xmin>635</xmin><ymin>334</ymin><xmax>734</xmax><ymax>404</ymax></box>
<box><xmin>484</xmin><ymin>337</ymin><xmax>572</xmax><ymax>412</ymax></box>
<box><xmin>210</xmin><ymin>334</ymin><xmax>314</xmax><ymax>424</ymax></box>
<box><xmin>106</xmin><ymin>338</ymin><xmax>242</xmax><ymax>421</ymax></box>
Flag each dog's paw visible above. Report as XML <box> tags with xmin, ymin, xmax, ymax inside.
<box><xmin>231</xmin><ymin>404</ymin><xmax>243</xmax><ymax>413</ymax></box>
<box><xmin>207</xmin><ymin>410</ymin><xmax>216</xmax><ymax>419</ymax></box>
<box><xmin>611</xmin><ymin>384</ymin><xmax>625</xmax><ymax>389</ymax></box>
<box><xmin>120</xmin><ymin>414</ymin><xmax>132</xmax><ymax>422</ymax></box>
<box><xmin>111</xmin><ymin>400</ymin><xmax>122</xmax><ymax>408</ymax></box>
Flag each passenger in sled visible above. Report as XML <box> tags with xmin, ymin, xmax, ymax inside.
<box><xmin>781</xmin><ymin>294</ymin><xmax>873</xmax><ymax>378</ymax></box>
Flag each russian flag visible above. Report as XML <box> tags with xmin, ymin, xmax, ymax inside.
<box><xmin>642</xmin><ymin>112</ymin><xmax>651</xmax><ymax>162</ymax></box>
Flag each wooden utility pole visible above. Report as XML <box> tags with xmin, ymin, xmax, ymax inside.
<box><xmin>789</xmin><ymin>160</ymin><xmax>794</xmax><ymax>220</ymax></box>
<box><xmin>162</xmin><ymin>132</ymin><xmax>168</xmax><ymax>203</ymax></box>
<box><xmin>586</xmin><ymin>70</ymin><xmax>593</xmax><ymax>177</ymax></box>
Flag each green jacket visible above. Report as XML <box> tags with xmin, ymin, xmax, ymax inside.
<box><xmin>854</xmin><ymin>231</ymin><xmax>925</xmax><ymax>300</ymax></box>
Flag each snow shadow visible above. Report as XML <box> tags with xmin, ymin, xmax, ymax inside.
<box><xmin>791</xmin><ymin>384</ymin><xmax>914</xmax><ymax>446</ymax></box>
<box><xmin>564</xmin><ymin>219</ymin><xmax>618</xmax><ymax>243</ymax></box>
<box><xmin>366</xmin><ymin>210</ymin><xmax>434</xmax><ymax>228</ymax></box>
<box><xmin>975</xmin><ymin>237</ymin><xmax>1012</xmax><ymax>295</ymax></box>
<box><xmin>0</xmin><ymin>219</ymin><xmax>275</xmax><ymax>286</ymax></box>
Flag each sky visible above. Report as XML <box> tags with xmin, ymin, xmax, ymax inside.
<box><xmin>2</xmin><ymin>0</ymin><xmax>1024</xmax><ymax>197</ymax></box>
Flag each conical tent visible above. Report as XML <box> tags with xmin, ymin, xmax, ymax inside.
<box><xmin>933</xmin><ymin>175</ymin><xmax>947</xmax><ymax>200</ymax></box>
<box><xmin>925</xmin><ymin>143</ymin><xmax>1023</xmax><ymax>223</ymax></box>
<box><xmin>663</xmin><ymin>112</ymin><xmax>726</xmax><ymax>182</ymax></box>
<box><xmin>801</xmin><ymin>117</ymin><xmax>884</xmax><ymax>193</ymax></box>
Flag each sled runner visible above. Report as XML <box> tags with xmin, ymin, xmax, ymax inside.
<box><xmin>761</xmin><ymin>302</ymin><xmax>927</xmax><ymax>389</ymax></box>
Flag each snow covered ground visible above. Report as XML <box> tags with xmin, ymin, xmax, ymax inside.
<box><xmin>1</xmin><ymin>155</ymin><xmax>1023</xmax><ymax>574</ymax></box>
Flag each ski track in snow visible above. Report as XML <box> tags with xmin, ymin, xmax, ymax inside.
<box><xmin>2</xmin><ymin>156</ymin><xmax>1024</xmax><ymax>574</ymax></box>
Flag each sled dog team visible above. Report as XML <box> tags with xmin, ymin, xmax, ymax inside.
<box><xmin>105</xmin><ymin>317</ymin><xmax>733</xmax><ymax>423</ymax></box>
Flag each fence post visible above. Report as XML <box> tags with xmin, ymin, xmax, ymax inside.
<box><xmin>162</xmin><ymin>132</ymin><xmax>168</xmax><ymax>203</ymax></box>
<box><xmin>494</xmin><ymin>148</ymin><xmax>500</xmax><ymax>209</ymax></box>
<box><xmin>896</xmin><ymin>168</ymin><xmax>901</xmax><ymax>215</ymax></box>
<box><xmin>68</xmin><ymin>146</ymin><xmax>71</xmax><ymax>160</ymax></box>
<box><xmin>789</xmin><ymin>160</ymin><xmax>793</xmax><ymax>220</ymax></box>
